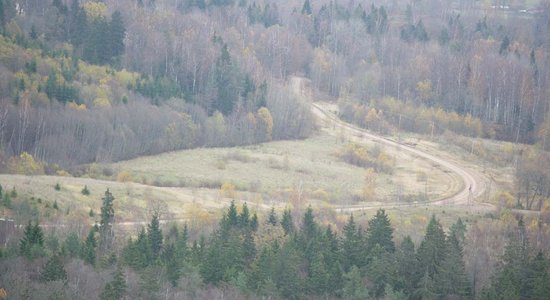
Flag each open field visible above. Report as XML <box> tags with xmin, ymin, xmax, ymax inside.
<box><xmin>0</xmin><ymin>78</ymin><xmax>519</xmax><ymax>227</ymax></box>
<box><xmin>0</xmin><ymin>174</ymin><xmax>267</xmax><ymax>228</ymax></box>
<box><xmin>110</xmin><ymin>130</ymin><xmax>461</xmax><ymax>205</ymax></box>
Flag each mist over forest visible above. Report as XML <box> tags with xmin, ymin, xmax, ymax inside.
<box><xmin>0</xmin><ymin>0</ymin><xmax>550</xmax><ymax>299</ymax></box>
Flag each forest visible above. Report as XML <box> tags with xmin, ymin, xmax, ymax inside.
<box><xmin>0</xmin><ymin>0</ymin><xmax>549</xmax><ymax>167</ymax></box>
<box><xmin>0</xmin><ymin>0</ymin><xmax>550</xmax><ymax>299</ymax></box>
<box><xmin>1</xmin><ymin>190</ymin><xmax>549</xmax><ymax>299</ymax></box>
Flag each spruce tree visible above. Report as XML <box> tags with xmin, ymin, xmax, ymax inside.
<box><xmin>175</xmin><ymin>223</ymin><xmax>189</xmax><ymax>261</ymax></box>
<box><xmin>20</xmin><ymin>221</ymin><xmax>44</xmax><ymax>259</ymax></box>
<box><xmin>417</xmin><ymin>215</ymin><xmax>446</xmax><ymax>279</ymax></box>
<box><xmin>108</xmin><ymin>10</ymin><xmax>125</xmax><ymax>60</ymax></box>
<box><xmin>63</xmin><ymin>231</ymin><xmax>81</xmax><ymax>258</ymax></box>
<box><xmin>268</xmin><ymin>207</ymin><xmax>278</xmax><ymax>225</ymax></box>
<box><xmin>239</xmin><ymin>202</ymin><xmax>250</xmax><ymax>228</ymax></box>
<box><xmin>365</xmin><ymin>209</ymin><xmax>395</xmax><ymax>254</ymax></box>
<box><xmin>147</xmin><ymin>213</ymin><xmax>163</xmax><ymax>260</ymax></box>
<box><xmin>225</xmin><ymin>200</ymin><xmax>239</xmax><ymax>229</ymax></box>
<box><xmin>301</xmin><ymin>206</ymin><xmax>317</xmax><ymax>241</ymax></box>
<box><xmin>41</xmin><ymin>254</ymin><xmax>67</xmax><ymax>282</ymax></box>
<box><xmin>281</xmin><ymin>208</ymin><xmax>294</xmax><ymax>235</ymax></box>
<box><xmin>436</xmin><ymin>231</ymin><xmax>472</xmax><ymax>298</ymax></box>
<box><xmin>99</xmin><ymin>189</ymin><xmax>115</xmax><ymax>253</ymax></box>
<box><xmin>81</xmin><ymin>228</ymin><xmax>97</xmax><ymax>266</ymax></box>
<box><xmin>213</xmin><ymin>44</ymin><xmax>239</xmax><ymax>115</ymax></box>
<box><xmin>528</xmin><ymin>251</ymin><xmax>550</xmax><ymax>299</ymax></box>
<box><xmin>162</xmin><ymin>243</ymin><xmax>180</xmax><ymax>286</ymax></box>
<box><xmin>341</xmin><ymin>214</ymin><xmax>365</xmax><ymax>271</ymax></box>
<box><xmin>308</xmin><ymin>252</ymin><xmax>329</xmax><ymax>295</ymax></box>
<box><xmin>342</xmin><ymin>265</ymin><xmax>369</xmax><ymax>300</ymax></box>
<box><xmin>395</xmin><ymin>236</ymin><xmax>420</xmax><ymax>296</ymax></box>
<box><xmin>414</xmin><ymin>271</ymin><xmax>438</xmax><ymax>300</ymax></box>
<box><xmin>242</xmin><ymin>230</ymin><xmax>256</xmax><ymax>263</ymax></box>
<box><xmin>250</xmin><ymin>213</ymin><xmax>258</xmax><ymax>231</ymax></box>
<box><xmin>100</xmin><ymin>267</ymin><xmax>127</xmax><ymax>300</ymax></box>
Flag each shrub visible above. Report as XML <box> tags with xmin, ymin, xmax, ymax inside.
<box><xmin>81</xmin><ymin>185</ymin><xmax>90</xmax><ymax>195</ymax></box>
<box><xmin>116</xmin><ymin>170</ymin><xmax>133</xmax><ymax>182</ymax></box>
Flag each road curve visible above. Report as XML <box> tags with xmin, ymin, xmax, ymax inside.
<box><xmin>311</xmin><ymin>102</ymin><xmax>491</xmax><ymax>211</ymax></box>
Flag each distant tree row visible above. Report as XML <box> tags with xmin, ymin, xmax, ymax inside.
<box><xmin>2</xmin><ymin>192</ymin><xmax>548</xmax><ymax>299</ymax></box>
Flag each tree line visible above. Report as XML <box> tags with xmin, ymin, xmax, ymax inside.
<box><xmin>1</xmin><ymin>189</ymin><xmax>548</xmax><ymax>299</ymax></box>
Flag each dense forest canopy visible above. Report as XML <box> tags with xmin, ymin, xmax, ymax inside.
<box><xmin>1</xmin><ymin>194</ymin><xmax>549</xmax><ymax>299</ymax></box>
<box><xmin>0</xmin><ymin>0</ymin><xmax>548</xmax><ymax>169</ymax></box>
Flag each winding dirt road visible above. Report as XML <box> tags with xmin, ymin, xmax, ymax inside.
<box><xmin>310</xmin><ymin>100</ymin><xmax>491</xmax><ymax>212</ymax></box>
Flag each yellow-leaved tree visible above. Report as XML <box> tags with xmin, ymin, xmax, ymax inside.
<box><xmin>256</xmin><ymin>107</ymin><xmax>273</xmax><ymax>142</ymax></box>
<box><xmin>7</xmin><ymin>152</ymin><xmax>45</xmax><ymax>175</ymax></box>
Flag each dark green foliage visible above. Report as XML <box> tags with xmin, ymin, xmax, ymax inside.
<box><xmin>62</xmin><ymin>231</ymin><xmax>80</xmax><ymax>258</ymax></box>
<box><xmin>250</xmin><ymin>213</ymin><xmax>258</xmax><ymax>231</ymax></box>
<box><xmin>139</xmin><ymin>267</ymin><xmax>161</xmax><ymax>299</ymax></box>
<box><xmin>0</xmin><ymin>0</ymin><xmax>15</xmax><ymax>31</ymax></box>
<box><xmin>99</xmin><ymin>189</ymin><xmax>115</xmax><ymax>253</ymax></box>
<box><xmin>101</xmin><ymin>267</ymin><xmax>127</xmax><ymax>300</ymax></box>
<box><xmin>341</xmin><ymin>214</ymin><xmax>365</xmax><ymax>271</ymax></box>
<box><xmin>148</xmin><ymin>213</ymin><xmax>163</xmax><ymax>260</ymax></box>
<box><xmin>395</xmin><ymin>236</ymin><xmax>420</xmax><ymax>296</ymax></box>
<box><xmin>480</xmin><ymin>217</ymin><xmax>544</xmax><ymax>299</ymax></box>
<box><xmin>2</xmin><ymin>193</ymin><xmax>11</xmax><ymax>208</ymax></box>
<box><xmin>223</xmin><ymin>200</ymin><xmax>239</xmax><ymax>229</ymax></box>
<box><xmin>301</xmin><ymin>0</ymin><xmax>311</xmax><ymax>15</ymax></box>
<box><xmin>363</xmin><ymin>5</ymin><xmax>388</xmax><ymax>35</ymax></box>
<box><xmin>400</xmin><ymin>19</ymin><xmax>429</xmax><ymax>42</ymax></box>
<box><xmin>80</xmin><ymin>10</ymin><xmax>126</xmax><ymax>65</ymax></box>
<box><xmin>343</xmin><ymin>265</ymin><xmax>369</xmax><ymax>300</ymax></box>
<box><xmin>415</xmin><ymin>271</ymin><xmax>438</xmax><ymax>300</ymax></box>
<box><xmin>131</xmin><ymin>75</ymin><xmax>183</xmax><ymax>102</ymax></box>
<box><xmin>122</xmin><ymin>228</ymin><xmax>151</xmax><ymax>270</ymax></box>
<box><xmin>366</xmin><ymin>209</ymin><xmax>395</xmax><ymax>254</ymax></box>
<box><xmin>40</xmin><ymin>253</ymin><xmax>67</xmax><ymax>282</ymax></box>
<box><xmin>308</xmin><ymin>252</ymin><xmax>329</xmax><ymax>295</ymax></box>
<box><xmin>109</xmin><ymin>11</ymin><xmax>125</xmax><ymax>58</ymax></box>
<box><xmin>0</xmin><ymin>0</ymin><xmax>5</xmax><ymax>30</ymax></box>
<box><xmin>44</xmin><ymin>71</ymin><xmax>79</xmax><ymax>103</ymax></box>
<box><xmin>81</xmin><ymin>185</ymin><xmax>90</xmax><ymax>195</ymax></box>
<box><xmin>243</xmin><ymin>230</ymin><xmax>256</xmax><ymax>263</ymax></box>
<box><xmin>10</xmin><ymin>186</ymin><xmax>16</xmax><ymax>198</ymax></box>
<box><xmin>417</xmin><ymin>215</ymin><xmax>447</xmax><ymax>279</ymax></box>
<box><xmin>273</xmin><ymin>241</ymin><xmax>304</xmax><ymax>299</ymax></box>
<box><xmin>239</xmin><ymin>202</ymin><xmax>250</xmax><ymax>228</ymax></box>
<box><xmin>301</xmin><ymin>206</ymin><xmax>317</xmax><ymax>241</ymax></box>
<box><xmin>281</xmin><ymin>208</ymin><xmax>294</xmax><ymax>235</ymax></box>
<box><xmin>367</xmin><ymin>244</ymin><xmax>396</xmax><ymax>298</ymax></box>
<box><xmin>81</xmin><ymin>227</ymin><xmax>97</xmax><ymax>266</ymax></box>
<box><xmin>437</xmin><ymin>231</ymin><xmax>472</xmax><ymax>298</ymax></box>
<box><xmin>268</xmin><ymin>207</ymin><xmax>277</xmax><ymax>225</ymax></box>
<box><xmin>213</xmin><ymin>44</ymin><xmax>239</xmax><ymax>115</ymax></box>
<box><xmin>528</xmin><ymin>252</ymin><xmax>550</xmax><ymax>299</ymax></box>
<box><xmin>19</xmin><ymin>221</ymin><xmax>45</xmax><ymax>259</ymax></box>
<box><xmin>162</xmin><ymin>243</ymin><xmax>181</xmax><ymax>286</ymax></box>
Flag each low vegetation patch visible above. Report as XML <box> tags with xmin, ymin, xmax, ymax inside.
<box><xmin>336</xmin><ymin>143</ymin><xmax>395</xmax><ymax>174</ymax></box>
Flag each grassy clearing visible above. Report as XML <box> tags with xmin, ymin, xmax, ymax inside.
<box><xmin>0</xmin><ymin>174</ymin><xmax>265</xmax><ymax>227</ymax></box>
<box><xmin>110</xmin><ymin>130</ymin><xmax>460</xmax><ymax>205</ymax></box>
